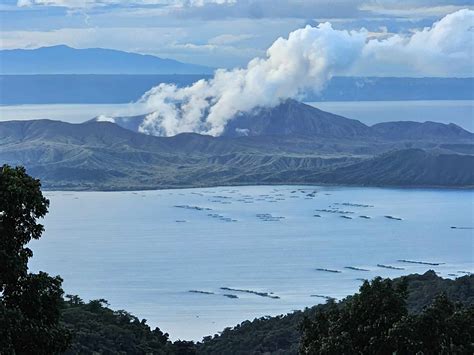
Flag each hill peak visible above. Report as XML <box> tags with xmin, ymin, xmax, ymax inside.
<box><xmin>222</xmin><ymin>99</ymin><xmax>372</xmax><ymax>138</ymax></box>
<box><xmin>95</xmin><ymin>99</ymin><xmax>473</xmax><ymax>142</ymax></box>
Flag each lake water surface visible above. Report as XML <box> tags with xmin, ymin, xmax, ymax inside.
<box><xmin>29</xmin><ymin>185</ymin><xmax>473</xmax><ymax>340</ymax></box>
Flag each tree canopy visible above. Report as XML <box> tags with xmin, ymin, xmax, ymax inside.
<box><xmin>0</xmin><ymin>165</ymin><xmax>70</xmax><ymax>354</ymax></box>
<box><xmin>300</xmin><ymin>277</ymin><xmax>474</xmax><ymax>354</ymax></box>
<box><xmin>61</xmin><ymin>295</ymin><xmax>181</xmax><ymax>354</ymax></box>
<box><xmin>199</xmin><ymin>272</ymin><xmax>474</xmax><ymax>355</ymax></box>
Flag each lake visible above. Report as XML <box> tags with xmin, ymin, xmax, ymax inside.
<box><xmin>0</xmin><ymin>103</ymin><xmax>148</xmax><ymax>124</ymax></box>
<box><xmin>1</xmin><ymin>100</ymin><xmax>473</xmax><ymax>130</ymax></box>
<box><xmin>29</xmin><ymin>185</ymin><xmax>473</xmax><ymax>341</ymax></box>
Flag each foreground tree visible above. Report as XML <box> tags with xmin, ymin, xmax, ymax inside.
<box><xmin>300</xmin><ymin>277</ymin><xmax>408</xmax><ymax>354</ymax></box>
<box><xmin>300</xmin><ymin>277</ymin><xmax>474</xmax><ymax>354</ymax></box>
<box><xmin>0</xmin><ymin>165</ymin><xmax>70</xmax><ymax>354</ymax></box>
<box><xmin>387</xmin><ymin>294</ymin><xmax>474</xmax><ymax>354</ymax></box>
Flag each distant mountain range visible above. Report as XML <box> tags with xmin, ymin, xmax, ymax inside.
<box><xmin>0</xmin><ymin>45</ymin><xmax>214</xmax><ymax>74</ymax></box>
<box><xmin>0</xmin><ymin>46</ymin><xmax>472</xmax><ymax>105</ymax></box>
<box><xmin>1</xmin><ymin>100</ymin><xmax>473</xmax><ymax>189</ymax></box>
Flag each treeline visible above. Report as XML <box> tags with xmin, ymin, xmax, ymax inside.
<box><xmin>61</xmin><ymin>296</ymin><xmax>195</xmax><ymax>355</ymax></box>
<box><xmin>58</xmin><ymin>273</ymin><xmax>474</xmax><ymax>355</ymax></box>
<box><xmin>300</xmin><ymin>278</ymin><xmax>473</xmax><ymax>354</ymax></box>
<box><xmin>197</xmin><ymin>271</ymin><xmax>474</xmax><ymax>354</ymax></box>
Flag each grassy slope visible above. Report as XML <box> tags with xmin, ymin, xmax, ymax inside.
<box><xmin>0</xmin><ymin>119</ymin><xmax>473</xmax><ymax>190</ymax></box>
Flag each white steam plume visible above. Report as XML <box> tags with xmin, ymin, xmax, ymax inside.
<box><xmin>96</xmin><ymin>114</ymin><xmax>115</xmax><ymax>123</ymax></box>
<box><xmin>138</xmin><ymin>9</ymin><xmax>473</xmax><ymax>137</ymax></box>
<box><xmin>139</xmin><ymin>23</ymin><xmax>366</xmax><ymax>136</ymax></box>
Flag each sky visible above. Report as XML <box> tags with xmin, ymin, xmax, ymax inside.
<box><xmin>0</xmin><ymin>0</ymin><xmax>473</xmax><ymax>71</ymax></box>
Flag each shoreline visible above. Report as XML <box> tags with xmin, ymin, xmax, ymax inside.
<box><xmin>41</xmin><ymin>181</ymin><xmax>474</xmax><ymax>193</ymax></box>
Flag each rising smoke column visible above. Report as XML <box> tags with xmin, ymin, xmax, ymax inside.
<box><xmin>139</xmin><ymin>23</ymin><xmax>366</xmax><ymax>136</ymax></box>
<box><xmin>138</xmin><ymin>9</ymin><xmax>473</xmax><ymax>137</ymax></box>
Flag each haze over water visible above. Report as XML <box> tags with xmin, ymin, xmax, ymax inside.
<box><xmin>28</xmin><ymin>185</ymin><xmax>474</xmax><ymax>340</ymax></box>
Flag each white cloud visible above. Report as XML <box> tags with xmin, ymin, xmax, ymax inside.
<box><xmin>182</xmin><ymin>0</ymin><xmax>236</xmax><ymax>6</ymax></box>
<box><xmin>172</xmin><ymin>42</ymin><xmax>218</xmax><ymax>50</ymax></box>
<box><xmin>139</xmin><ymin>21</ymin><xmax>368</xmax><ymax>136</ymax></box>
<box><xmin>17</xmin><ymin>0</ymin><xmax>107</xmax><ymax>7</ymax></box>
<box><xmin>14</xmin><ymin>0</ymin><xmax>474</xmax><ymax>20</ymax></box>
<box><xmin>0</xmin><ymin>16</ymin><xmax>299</xmax><ymax>67</ymax></box>
<box><xmin>354</xmin><ymin>8</ymin><xmax>474</xmax><ymax>77</ymax></box>
<box><xmin>361</xmin><ymin>4</ymin><xmax>474</xmax><ymax>17</ymax></box>
<box><xmin>6</xmin><ymin>1</ymin><xmax>473</xmax><ymax>73</ymax></box>
<box><xmin>208</xmin><ymin>34</ymin><xmax>255</xmax><ymax>45</ymax></box>
<box><xmin>0</xmin><ymin>24</ymin><xmax>265</xmax><ymax>67</ymax></box>
<box><xmin>137</xmin><ymin>9</ymin><xmax>474</xmax><ymax>137</ymax></box>
<box><xmin>17</xmin><ymin>0</ymin><xmax>32</xmax><ymax>6</ymax></box>
<box><xmin>16</xmin><ymin>0</ymin><xmax>236</xmax><ymax>9</ymax></box>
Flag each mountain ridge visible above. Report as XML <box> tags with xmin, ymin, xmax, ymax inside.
<box><xmin>222</xmin><ymin>100</ymin><xmax>373</xmax><ymax>138</ymax></box>
<box><xmin>305</xmin><ymin>148</ymin><xmax>474</xmax><ymax>187</ymax></box>
<box><xmin>102</xmin><ymin>100</ymin><xmax>473</xmax><ymax>142</ymax></box>
<box><xmin>372</xmin><ymin>120</ymin><xmax>473</xmax><ymax>140</ymax></box>
<box><xmin>1</xmin><ymin>104</ymin><xmax>473</xmax><ymax>190</ymax></box>
<box><xmin>0</xmin><ymin>45</ymin><xmax>214</xmax><ymax>74</ymax></box>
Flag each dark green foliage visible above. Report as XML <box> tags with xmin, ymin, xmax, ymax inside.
<box><xmin>0</xmin><ymin>165</ymin><xmax>49</xmax><ymax>289</ymax></box>
<box><xmin>198</xmin><ymin>272</ymin><xmax>474</xmax><ymax>355</ymax></box>
<box><xmin>405</xmin><ymin>294</ymin><xmax>474</xmax><ymax>354</ymax></box>
<box><xmin>300</xmin><ymin>278</ymin><xmax>408</xmax><ymax>354</ymax></box>
<box><xmin>197</xmin><ymin>314</ymin><xmax>307</xmax><ymax>355</ymax></box>
<box><xmin>300</xmin><ymin>277</ymin><xmax>474</xmax><ymax>354</ymax></box>
<box><xmin>403</xmin><ymin>270</ymin><xmax>474</xmax><ymax>312</ymax></box>
<box><xmin>61</xmin><ymin>295</ymin><xmax>196</xmax><ymax>354</ymax></box>
<box><xmin>390</xmin><ymin>297</ymin><xmax>474</xmax><ymax>354</ymax></box>
<box><xmin>0</xmin><ymin>165</ymin><xmax>70</xmax><ymax>354</ymax></box>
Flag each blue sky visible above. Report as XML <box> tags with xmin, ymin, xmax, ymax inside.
<box><xmin>0</xmin><ymin>0</ymin><xmax>473</xmax><ymax>70</ymax></box>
